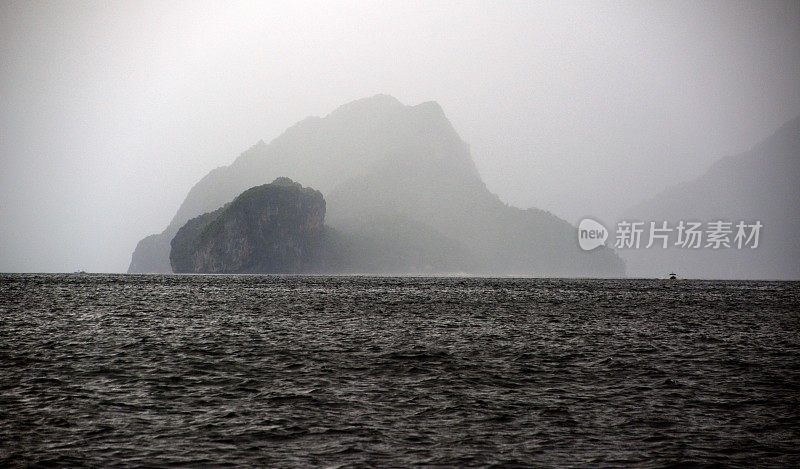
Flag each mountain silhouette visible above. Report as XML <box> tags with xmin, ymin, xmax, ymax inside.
<box><xmin>622</xmin><ymin>116</ymin><xmax>800</xmax><ymax>279</ymax></box>
<box><xmin>129</xmin><ymin>95</ymin><xmax>623</xmax><ymax>276</ymax></box>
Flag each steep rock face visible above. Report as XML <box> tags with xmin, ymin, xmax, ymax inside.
<box><xmin>170</xmin><ymin>178</ymin><xmax>325</xmax><ymax>274</ymax></box>
<box><xmin>128</xmin><ymin>233</ymin><xmax>173</xmax><ymax>273</ymax></box>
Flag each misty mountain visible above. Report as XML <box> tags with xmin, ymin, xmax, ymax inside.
<box><xmin>622</xmin><ymin>116</ymin><xmax>800</xmax><ymax>279</ymax></box>
<box><xmin>130</xmin><ymin>95</ymin><xmax>623</xmax><ymax>276</ymax></box>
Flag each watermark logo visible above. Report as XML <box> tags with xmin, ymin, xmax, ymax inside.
<box><xmin>579</xmin><ymin>219</ymin><xmax>762</xmax><ymax>250</ymax></box>
<box><xmin>578</xmin><ymin>219</ymin><xmax>763</xmax><ymax>250</ymax></box>
<box><xmin>578</xmin><ymin>218</ymin><xmax>608</xmax><ymax>251</ymax></box>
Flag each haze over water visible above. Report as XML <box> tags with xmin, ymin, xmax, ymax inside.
<box><xmin>2</xmin><ymin>1</ymin><xmax>799</xmax><ymax>274</ymax></box>
<box><xmin>2</xmin><ymin>274</ymin><xmax>798</xmax><ymax>466</ymax></box>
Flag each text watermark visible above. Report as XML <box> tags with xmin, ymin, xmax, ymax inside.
<box><xmin>578</xmin><ymin>218</ymin><xmax>762</xmax><ymax>251</ymax></box>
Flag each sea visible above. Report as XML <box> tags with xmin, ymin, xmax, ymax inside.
<box><xmin>1</xmin><ymin>274</ymin><xmax>798</xmax><ymax>467</ymax></box>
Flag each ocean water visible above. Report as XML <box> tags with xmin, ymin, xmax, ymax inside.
<box><xmin>1</xmin><ymin>274</ymin><xmax>798</xmax><ymax>467</ymax></box>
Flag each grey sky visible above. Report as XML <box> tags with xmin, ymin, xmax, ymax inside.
<box><xmin>1</xmin><ymin>0</ymin><xmax>799</xmax><ymax>272</ymax></box>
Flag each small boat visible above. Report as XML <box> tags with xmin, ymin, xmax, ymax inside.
<box><xmin>668</xmin><ymin>272</ymin><xmax>677</xmax><ymax>280</ymax></box>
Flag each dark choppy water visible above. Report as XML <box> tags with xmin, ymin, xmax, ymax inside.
<box><xmin>1</xmin><ymin>275</ymin><xmax>799</xmax><ymax>467</ymax></box>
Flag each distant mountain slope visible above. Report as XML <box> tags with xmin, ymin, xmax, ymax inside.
<box><xmin>622</xmin><ymin>116</ymin><xmax>800</xmax><ymax>279</ymax></box>
<box><xmin>129</xmin><ymin>95</ymin><xmax>623</xmax><ymax>276</ymax></box>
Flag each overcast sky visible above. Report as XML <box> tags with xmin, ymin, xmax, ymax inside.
<box><xmin>2</xmin><ymin>0</ymin><xmax>799</xmax><ymax>272</ymax></box>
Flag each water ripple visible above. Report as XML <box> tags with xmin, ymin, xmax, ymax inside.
<box><xmin>1</xmin><ymin>274</ymin><xmax>799</xmax><ymax>467</ymax></box>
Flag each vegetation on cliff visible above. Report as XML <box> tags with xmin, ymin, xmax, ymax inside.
<box><xmin>170</xmin><ymin>178</ymin><xmax>325</xmax><ymax>273</ymax></box>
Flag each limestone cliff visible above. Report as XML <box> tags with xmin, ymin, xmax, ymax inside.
<box><xmin>170</xmin><ymin>178</ymin><xmax>325</xmax><ymax>274</ymax></box>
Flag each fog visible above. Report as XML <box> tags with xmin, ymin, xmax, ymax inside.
<box><xmin>1</xmin><ymin>0</ymin><xmax>799</xmax><ymax>273</ymax></box>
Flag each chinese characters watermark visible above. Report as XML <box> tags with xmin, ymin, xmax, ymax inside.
<box><xmin>578</xmin><ymin>218</ymin><xmax>762</xmax><ymax>251</ymax></box>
